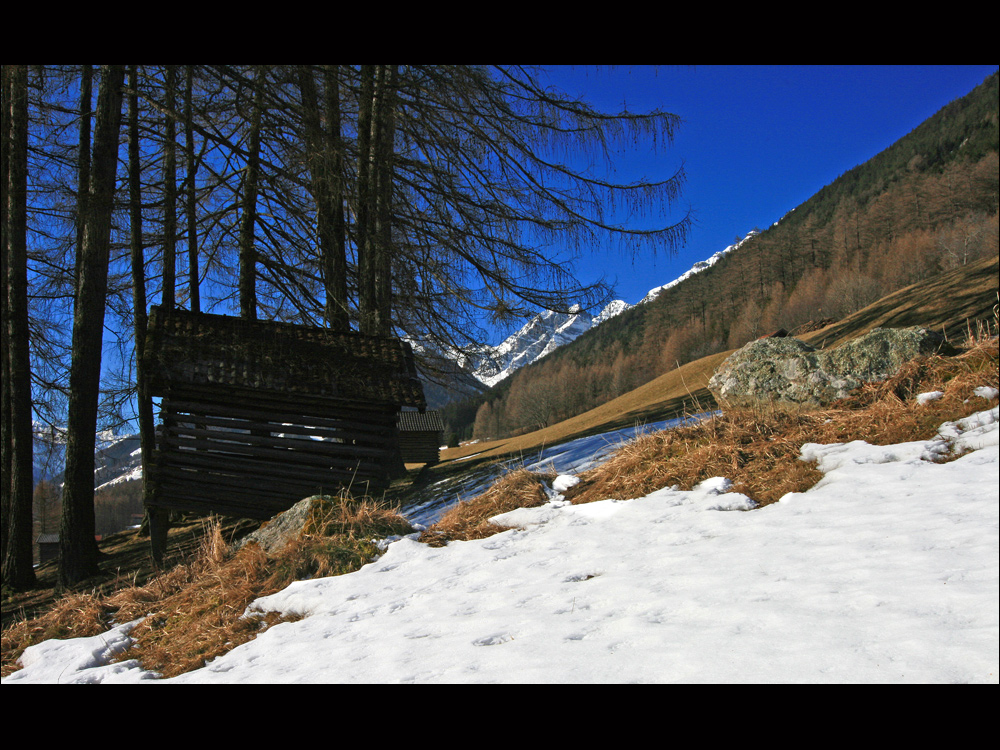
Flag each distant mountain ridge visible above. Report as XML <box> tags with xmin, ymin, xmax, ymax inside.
<box><xmin>469</xmin><ymin>234</ymin><xmax>750</xmax><ymax>387</ymax></box>
<box><xmin>34</xmin><ymin>427</ymin><xmax>143</xmax><ymax>492</ymax></box>
<box><xmin>472</xmin><ymin>303</ymin><xmax>623</xmax><ymax>387</ymax></box>
<box><xmin>638</xmin><ymin>231</ymin><xmax>757</xmax><ymax>305</ymax></box>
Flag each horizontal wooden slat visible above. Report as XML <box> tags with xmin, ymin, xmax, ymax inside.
<box><xmin>161</xmin><ymin>422</ymin><xmax>394</xmax><ymax>456</ymax></box>
<box><xmin>159</xmin><ymin>432</ymin><xmax>394</xmax><ymax>468</ymax></box>
<box><xmin>156</xmin><ymin>444</ymin><xmax>385</xmax><ymax>479</ymax></box>
<box><xmin>162</xmin><ymin>396</ymin><xmax>399</xmax><ymax>433</ymax></box>
<box><xmin>144</xmin><ymin>306</ymin><xmax>426</xmax><ymax>409</ymax></box>
<box><xmin>163</xmin><ymin>414</ymin><xmax>390</xmax><ymax>444</ymax></box>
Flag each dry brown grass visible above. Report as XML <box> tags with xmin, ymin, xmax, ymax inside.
<box><xmin>424</xmin><ymin>336</ymin><xmax>998</xmax><ymax>542</ymax></box>
<box><xmin>419</xmin><ymin>467</ymin><xmax>555</xmax><ymax>547</ymax></box>
<box><xmin>1</xmin><ymin>592</ymin><xmax>112</xmax><ymax>678</ymax></box>
<box><xmin>302</xmin><ymin>494</ymin><xmax>416</xmax><ymax>540</ymax></box>
<box><xmin>569</xmin><ymin>337</ymin><xmax>997</xmax><ymax>507</ymax></box>
<box><xmin>113</xmin><ymin>537</ymin><xmax>286</xmax><ymax>678</ymax></box>
<box><xmin>4</xmin><ymin>321</ymin><xmax>995</xmax><ymax>678</ymax></box>
<box><xmin>2</xmin><ymin>496</ymin><xmax>413</xmax><ymax>679</ymax></box>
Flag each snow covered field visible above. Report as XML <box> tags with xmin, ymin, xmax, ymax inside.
<box><xmin>4</xmin><ymin>399</ymin><xmax>998</xmax><ymax>684</ymax></box>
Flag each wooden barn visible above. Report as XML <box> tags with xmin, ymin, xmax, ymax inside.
<box><xmin>397</xmin><ymin>410</ymin><xmax>444</xmax><ymax>465</ymax></box>
<box><xmin>36</xmin><ymin>534</ymin><xmax>60</xmax><ymax>565</ymax></box>
<box><xmin>35</xmin><ymin>533</ymin><xmax>103</xmax><ymax>565</ymax></box>
<box><xmin>142</xmin><ymin>306</ymin><xmax>426</xmax><ymax>528</ymax></box>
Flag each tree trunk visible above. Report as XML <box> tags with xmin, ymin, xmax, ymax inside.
<box><xmin>161</xmin><ymin>65</ymin><xmax>176</xmax><ymax>310</ymax></box>
<box><xmin>372</xmin><ymin>65</ymin><xmax>397</xmax><ymax>338</ymax></box>
<box><xmin>128</xmin><ymin>65</ymin><xmax>157</xmax><ymax>549</ymax></box>
<box><xmin>358</xmin><ymin>65</ymin><xmax>397</xmax><ymax>338</ymax></box>
<box><xmin>2</xmin><ymin>64</ymin><xmax>36</xmax><ymax>589</ymax></box>
<box><xmin>185</xmin><ymin>65</ymin><xmax>200</xmax><ymax>313</ymax></box>
<box><xmin>239</xmin><ymin>67</ymin><xmax>263</xmax><ymax>320</ymax></box>
<box><xmin>59</xmin><ymin>65</ymin><xmax>125</xmax><ymax>587</ymax></box>
<box><xmin>1</xmin><ymin>62</ymin><xmax>12</xmax><ymax>574</ymax></box>
<box><xmin>74</xmin><ymin>65</ymin><xmax>92</xmax><ymax>286</ymax></box>
<box><xmin>298</xmin><ymin>65</ymin><xmax>349</xmax><ymax>331</ymax></box>
<box><xmin>324</xmin><ymin>65</ymin><xmax>348</xmax><ymax>331</ymax></box>
<box><xmin>356</xmin><ymin>66</ymin><xmax>375</xmax><ymax>334</ymax></box>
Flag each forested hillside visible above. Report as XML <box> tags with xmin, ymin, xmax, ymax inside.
<box><xmin>448</xmin><ymin>72</ymin><xmax>999</xmax><ymax>442</ymax></box>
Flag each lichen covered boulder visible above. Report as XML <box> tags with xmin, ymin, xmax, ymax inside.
<box><xmin>708</xmin><ymin>327</ymin><xmax>948</xmax><ymax>409</ymax></box>
<box><xmin>235</xmin><ymin>496</ymin><xmax>328</xmax><ymax>555</ymax></box>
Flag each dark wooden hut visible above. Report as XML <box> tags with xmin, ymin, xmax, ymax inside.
<box><xmin>397</xmin><ymin>410</ymin><xmax>444</xmax><ymax>465</ymax></box>
<box><xmin>142</xmin><ymin>306</ymin><xmax>426</xmax><ymax>526</ymax></box>
<box><xmin>35</xmin><ymin>533</ymin><xmax>102</xmax><ymax>565</ymax></box>
<box><xmin>36</xmin><ymin>534</ymin><xmax>60</xmax><ymax>565</ymax></box>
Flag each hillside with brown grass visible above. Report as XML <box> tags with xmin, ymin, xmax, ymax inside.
<box><xmin>2</xmin><ymin>251</ymin><xmax>997</xmax><ymax>680</ymax></box>
<box><xmin>440</xmin><ymin>254</ymin><xmax>998</xmax><ymax>467</ymax></box>
<box><xmin>797</xmin><ymin>254</ymin><xmax>998</xmax><ymax>349</ymax></box>
<box><xmin>421</xmin><ymin>334</ymin><xmax>997</xmax><ymax>549</ymax></box>
<box><xmin>440</xmin><ymin>72</ymin><xmax>998</xmax><ymax>446</ymax></box>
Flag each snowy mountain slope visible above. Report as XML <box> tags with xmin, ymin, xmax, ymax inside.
<box><xmin>638</xmin><ymin>231</ymin><xmax>754</xmax><ymax>305</ymax></box>
<box><xmin>35</xmin><ymin>427</ymin><xmax>144</xmax><ymax>492</ymax></box>
<box><xmin>92</xmin><ymin>435</ymin><xmax>143</xmax><ymax>491</ymax></box>
<box><xmin>470</xmin><ymin>233</ymin><xmax>755</xmax><ymax>387</ymax></box>
<box><xmin>32</xmin><ymin>425</ymin><xmax>66</xmax><ymax>485</ymax></box>
<box><xmin>473</xmin><ymin>303</ymin><xmax>624</xmax><ymax>388</ymax></box>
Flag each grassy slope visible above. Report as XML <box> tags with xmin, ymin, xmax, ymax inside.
<box><xmin>439</xmin><ymin>349</ymin><xmax>731</xmax><ymax>464</ymax></box>
<box><xmin>798</xmin><ymin>254</ymin><xmax>999</xmax><ymax>349</ymax></box>
<box><xmin>440</xmin><ymin>254</ymin><xmax>999</xmax><ymax>468</ymax></box>
<box><xmin>2</xmin><ymin>254</ymin><xmax>997</xmax><ymax>676</ymax></box>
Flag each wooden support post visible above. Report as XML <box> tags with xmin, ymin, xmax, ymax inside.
<box><xmin>148</xmin><ymin>506</ymin><xmax>170</xmax><ymax>568</ymax></box>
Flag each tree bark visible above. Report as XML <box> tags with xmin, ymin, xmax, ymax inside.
<box><xmin>323</xmin><ymin>65</ymin><xmax>348</xmax><ymax>331</ymax></box>
<box><xmin>356</xmin><ymin>66</ymin><xmax>375</xmax><ymax>334</ymax></box>
<box><xmin>161</xmin><ymin>65</ymin><xmax>176</xmax><ymax>310</ymax></box>
<box><xmin>128</xmin><ymin>65</ymin><xmax>157</xmax><ymax>546</ymax></box>
<box><xmin>358</xmin><ymin>65</ymin><xmax>397</xmax><ymax>338</ymax></box>
<box><xmin>74</xmin><ymin>65</ymin><xmax>92</xmax><ymax>286</ymax></box>
<box><xmin>185</xmin><ymin>65</ymin><xmax>200</xmax><ymax>313</ymax></box>
<box><xmin>298</xmin><ymin>65</ymin><xmax>349</xmax><ymax>331</ymax></box>
<box><xmin>372</xmin><ymin>65</ymin><xmax>397</xmax><ymax>338</ymax></box>
<box><xmin>2</xmin><ymin>64</ymin><xmax>36</xmax><ymax>589</ymax></box>
<box><xmin>239</xmin><ymin>67</ymin><xmax>263</xmax><ymax>320</ymax></box>
<box><xmin>1</xmin><ymin>62</ymin><xmax>12</xmax><ymax>575</ymax></box>
<box><xmin>59</xmin><ymin>65</ymin><xmax>126</xmax><ymax>587</ymax></box>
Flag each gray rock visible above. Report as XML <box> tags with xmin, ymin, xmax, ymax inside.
<box><xmin>235</xmin><ymin>496</ymin><xmax>326</xmax><ymax>555</ymax></box>
<box><xmin>708</xmin><ymin>327</ymin><xmax>947</xmax><ymax>409</ymax></box>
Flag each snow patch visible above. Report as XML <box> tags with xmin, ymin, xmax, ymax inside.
<box><xmin>6</xmin><ymin>404</ymin><xmax>997</xmax><ymax>684</ymax></box>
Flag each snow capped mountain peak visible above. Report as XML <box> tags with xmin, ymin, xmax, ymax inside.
<box><xmin>470</xmin><ymin>232</ymin><xmax>758</xmax><ymax>387</ymax></box>
<box><xmin>593</xmin><ymin>299</ymin><xmax>629</xmax><ymax>325</ymax></box>
<box><xmin>639</xmin><ymin>231</ymin><xmax>755</xmax><ymax>306</ymax></box>
<box><xmin>473</xmin><ymin>300</ymin><xmax>628</xmax><ymax>387</ymax></box>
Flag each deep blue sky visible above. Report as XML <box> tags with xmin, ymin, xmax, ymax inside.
<box><xmin>532</xmin><ymin>64</ymin><xmax>998</xmax><ymax>318</ymax></box>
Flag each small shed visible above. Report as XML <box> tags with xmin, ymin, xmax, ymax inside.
<box><xmin>36</xmin><ymin>533</ymin><xmax>60</xmax><ymax>565</ymax></box>
<box><xmin>397</xmin><ymin>410</ymin><xmax>444</xmax><ymax>465</ymax></box>
<box><xmin>142</xmin><ymin>306</ymin><xmax>426</xmax><ymax>523</ymax></box>
<box><xmin>35</xmin><ymin>533</ymin><xmax>102</xmax><ymax>564</ymax></box>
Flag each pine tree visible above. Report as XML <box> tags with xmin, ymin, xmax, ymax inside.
<box><xmin>59</xmin><ymin>65</ymin><xmax>126</xmax><ymax>586</ymax></box>
<box><xmin>2</xmin><ymin>64</ymin><xmax>36</xmax><ymax>589</ymax></box>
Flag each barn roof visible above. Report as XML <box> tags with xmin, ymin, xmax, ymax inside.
<box><xmin>397</xmin><ymin>410</ymin><xmax>444</xmax><ymax>433</ymax></box>
<box><xmin>144</xmin><ymin>306</ymin><xmax>425</xmax><ymax>409</ymax></box>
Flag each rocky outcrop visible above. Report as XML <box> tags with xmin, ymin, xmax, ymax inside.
<box><xmin>235</xmin><ymin>496</ymin><xmax>328</xmax><ymax>555</ymax></box>
<box><xmin>708</xmin><ymin>327</ymin><xmax>949</xmax><ymax>409</ymax></box>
